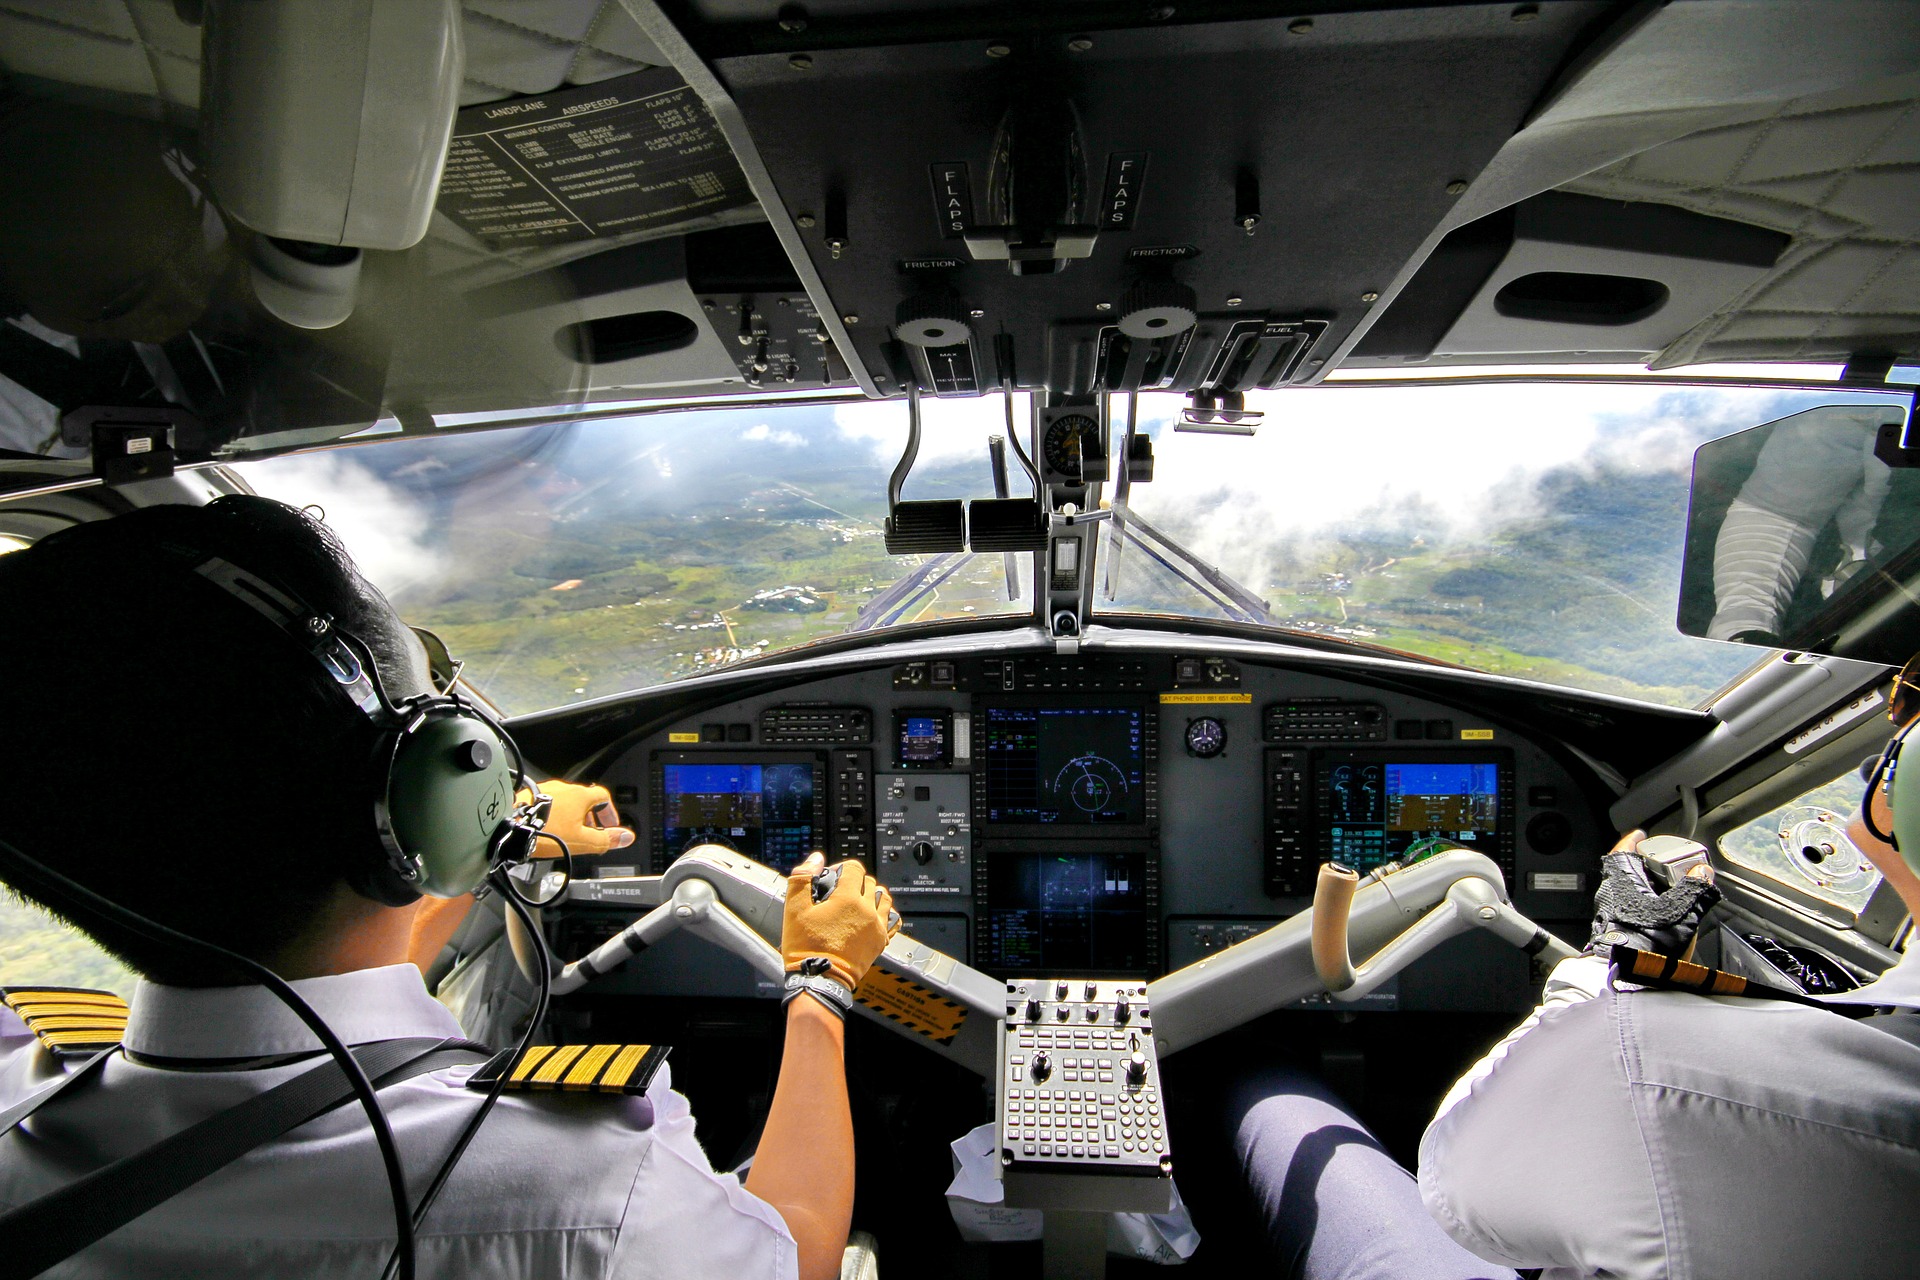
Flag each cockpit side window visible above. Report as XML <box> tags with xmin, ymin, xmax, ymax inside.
<box><xmin>0</xmin><ymin>895</ymin><xmax>136</xmax><ymax>1000</ymax></box>
<box><xmin>1717</xmin><ymin>768</ymin><xmax>1882</xmax><ymax>917</ymax></box>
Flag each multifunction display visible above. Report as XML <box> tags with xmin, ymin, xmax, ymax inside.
<box><xmin>980</xmin><ymin>851</ymin><xmax>1150</xmax><ymax>975</ymax></box>
<box><xmin>982</xmin><ymin>704</ymin><xmax>1147</xmax><ymax>826</ymax></box>
<box><xmin>654</xmin><ymin>754</ymin><xmax>821</xmax><ymax>872</ymax></box>
<box><xmin>1320</xmin><ymin>756</ymin><xmax>1502</xmax><ymax>872</ymax></box>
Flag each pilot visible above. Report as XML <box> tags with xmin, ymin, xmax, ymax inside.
<box><xmin>1419</xmin><ymin>668</ymin><xmax>1920</xmax><ymax>1276</ymax></box>
<box><xmin>0</xmin><ymin>495</ymin><xmax>896</xmax><ymax>1279</ymax></box>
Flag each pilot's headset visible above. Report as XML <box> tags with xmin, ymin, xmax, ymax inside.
<box><xmin>174</xmin><ymin>547</ymin><xmax>540</xmax><ymax>905</ymax></box>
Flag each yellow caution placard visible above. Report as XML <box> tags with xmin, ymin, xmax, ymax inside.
<box><xmin>853</xmin><ymin>968</ymin><xmax>968</xmax><ymax>1044</ymax></box>
<box><xmin>668</xmin><ymin>732</ymin><xmax>701</xmax><ymax>743</ymax></box>
<box><xmin>1159</xmin><ymin>692</ymin><xmax>1253</xmax><ymax>705</ymax></box>
<box><xmin>1460</xmin><ymin>729</ymin><xmax>1494</xmax><ymax>740</ymax></box>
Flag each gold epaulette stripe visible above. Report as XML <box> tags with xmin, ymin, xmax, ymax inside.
<box><xmin>5</xmin><ymin>990</ymin><xmax>127</xmax><ymax>1010</ymax></box>
<box><xmin>563</xmin><ymin>1043</ymin><xmax>621</xmax><ymax>1091</ymax></box>
<box><xmin>38</xmin><ymin>1029</ymin><xmax>123</xmax><ymax>1047</ymax></box>
<box><xmin>507</xmin><ymin>1044</ymin><xmax>556</xmax><ymax>1082</ymax></box>
<box><xmin>601</xmin><ymin>1043</ymin><xmax>650</xmax><ymax>1089</ymax></box>
<box><xmin>6</xmin><ymin>1003</ymin><xmax>128</xmax><ymax>1020</ymax></box>
<box><xmin>479</xmin><ymin>1044</ymin><xmax>665</xmax><ymax>1096</ymax></box>
<box><xmin>530</xmin><ymin>1043</ymin><xmax>589</xmax><ymax>1085</ymax></box>
<box><xmin>17</xmin><ymin>1015</ymin><xmax>127</xmax><ymax>1032</ymax></box>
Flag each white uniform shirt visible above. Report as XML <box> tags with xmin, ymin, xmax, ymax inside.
<box><xmin>1419</xmin><ymin>948</ymin><xmax>1920</xmax><ymax>1280</ymax></box>
<box><xmin>0</xmin><ymin>964</ymin><xmax>797</xmax><ymax>1278</ymax></box>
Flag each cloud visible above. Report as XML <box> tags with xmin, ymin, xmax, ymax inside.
<box><xmin>741</xmin><ymin>422</ymin><xmax>805</xmax><ymax>448</ymax></box>
<box><xmin>1124</xmin><ymin>383</ymin><xmax>1852</xmax><ymax>590</ymax></box>
<box><xmin>234</xmin><ymin>452</ymin><xmax>448</xmax><ymax>596</ymax></box>
<box><xmin>831</xmin><ymin>394</ymin><xmax>1024</xmax><ymax>467</ymax></box>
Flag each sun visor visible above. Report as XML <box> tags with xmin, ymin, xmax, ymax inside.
<box><xmin>1678</xmin><ymin>402</ymin><xmax>1920</xmax><ymax>665</ymax></box>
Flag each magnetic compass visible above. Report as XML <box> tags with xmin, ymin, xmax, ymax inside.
<box><xmin>1043</xmin><ymin>412</ymin><xmax>1101</xmax><ymax>478</ymax></box>
<box><xmin>1185</xmin><ymin>717</ymin><xmax>1226</xmax><ymax>758</ymax></box>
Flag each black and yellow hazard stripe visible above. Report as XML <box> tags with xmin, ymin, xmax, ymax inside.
<box><xmin>1</xmin><ymin>987</ymin><xmax>129</xmax><ymax>1056</ymax></box>
<box><xmin>467</xmin><ymin>1043</ymin><xmax>670</xmax><ymax>1096</ymax></box>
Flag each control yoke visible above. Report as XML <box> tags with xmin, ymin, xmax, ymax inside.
<box><xmin>1311</xmin><ymin>859</ymin><xmax>1579</xmax><ymax>1001</ymax></box>
<box><xmin>552</xmin><ymin>846</ymin><xmax>1576</xmax><ymax>1078</ymax></box>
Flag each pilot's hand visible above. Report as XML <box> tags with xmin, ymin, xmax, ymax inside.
<box><xmin>782</xmin><ymin>853</ymin><xmax>899</xmax><ymax>991</ymax></box>
<box><xmin>517</xmin><ymin>780</ymin><xmax>635</xmax><ymax>858</ymax></box>
<box><xmin>1585</xmin><ymin>829</ymin><xmax>1720</xmax><ymax>959</ymax></box>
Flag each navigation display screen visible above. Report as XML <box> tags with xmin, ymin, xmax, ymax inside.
<box><xmin>659</xmin><ymin>760</ymin><xmax>818</xmax><ymax>871</ymax></box>
<box><xmin>981</xmin><ymin>851</ymin><xmax>1149</xmax><ymax>974</ymax></box>
<box><xmin>982</xmin><ymin>705</ymin><xmax>1147</xmax><ymax>826</ymax></box>
<box><xmin>1320</xmin><ymin>757</ymin><xmax>1501</xmax><ymax>872</ymax></box>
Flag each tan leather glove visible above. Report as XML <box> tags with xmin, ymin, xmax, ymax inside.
<box><xmin>782</xmin><ymin>852</ymin><xmax>899</xmax><ymax>991</ymax></box>
<box><xmin>516</xmin><ymin>781</ymin><xmax>635</xmax><ymax>858</ymax></box>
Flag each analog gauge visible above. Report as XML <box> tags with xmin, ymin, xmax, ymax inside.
<box><xmin>1185</xmin><ymin>717</ymin><xmax>1227</xmax><ymax>758</ymax></box>
<box><xmin>1043</xmin><ymin>413</ymin><xmax>1101</xmax><ymax>478</ymax></box>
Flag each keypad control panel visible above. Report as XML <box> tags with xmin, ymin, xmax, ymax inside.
<box><xmin>997</xmin><ymin>979</ymin><xmax>1170</xmax><ymax>1177</ymax></box>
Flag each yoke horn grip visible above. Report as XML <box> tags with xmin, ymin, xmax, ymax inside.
<box><xmin>1311</xmin><ymin>862</ymin><xmax>1362</xmax><ymax>993</ymax></box>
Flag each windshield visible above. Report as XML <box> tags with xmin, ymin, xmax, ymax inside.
<box><xmin>235</xmin><ymin>380</ymin><xmax>1913</xmax><ymax>715</ymax></box>
<box><xmin>235</xmin><ymin>398</ymin><xmax>1035</xmax><ymax>714</ymax></box>
<box><xmin>1107</xmin><ymin>383</ymin><xmax>1913</xmax><ymax>707</ymax></box>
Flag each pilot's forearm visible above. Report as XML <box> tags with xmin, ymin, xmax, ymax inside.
<box><xmin>746</xmin><ymin>996</ymin><xmax>853</xmax><ymax>1280</ymax></box>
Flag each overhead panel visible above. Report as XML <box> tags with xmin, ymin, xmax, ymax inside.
<box><xmin>704</xmin><ymin>3</ymin><xmax>1611</xmax><ymax>396</ymax></box>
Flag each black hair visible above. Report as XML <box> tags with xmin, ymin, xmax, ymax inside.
<box><xmin>0</xmin><ymin>496</ymin><xmax>417</xmax><ymax>984</ymax></box>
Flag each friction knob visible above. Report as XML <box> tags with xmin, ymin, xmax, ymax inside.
<box><xmin>894</xmin><ymin>295</ymin><xmax>974</xmax><ymax>348</ymax></box>
<box><xmin>1116</xmin><ymin>278</ymin><xmax>1198</xmax><ymax>340</ymax></box>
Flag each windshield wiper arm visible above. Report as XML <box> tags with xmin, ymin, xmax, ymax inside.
<box><xmin>1118</xmin><ymin>508</ymin><xmax>1271</xmax><ymax>624</ymax></box>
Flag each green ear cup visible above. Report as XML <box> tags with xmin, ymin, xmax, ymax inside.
<box><xmin>385</xmin><ymin>715</ymin><xmax>515</xmax><ymax>898</ymax></box>
<box><xmin>1892</xmin><ymin>732</ymin><xmax>1920</xmax><ymax>878</ymax></box>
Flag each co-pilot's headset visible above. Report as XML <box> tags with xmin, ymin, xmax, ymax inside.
<box><xmin>182</xmin><ymin>549</ymin><xmax>547</xmax><ymax>905</ymax></box>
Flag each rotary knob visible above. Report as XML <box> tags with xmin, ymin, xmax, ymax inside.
<box><xmin>1117</xmin><ymin>278</ymin><xmax>1198</xmax><ymax>340</ymax></box>
<box><xmin>911</xmin><ymin>840</ymin><xmax>936</xmax><ymax>866</ymax></box>
<box><xmin>894</xmin><ymin>294</ymin><xmax>974</xmax><ymax>348</ymax></box>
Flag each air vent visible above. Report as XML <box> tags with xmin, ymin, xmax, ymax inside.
<box><xmin>1493</xmin><ymin>272</ymin><xmax>1669</xmax><ymax>326</ymax></box>
<box><xmin>557</xmin><ymin>310</ymin><xmax>700</xmax><ymax>364</ymax></box>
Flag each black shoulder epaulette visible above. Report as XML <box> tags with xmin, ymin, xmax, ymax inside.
<box><xmin>0</xmin><ymin>987</ymin><xmax>131</xmax><ymax>1056</ymax></box>
<box><xmin>1610</xmin><ymin>945</ymin><xmax>1868</xmax><ymax>1015</ymax></box>
<box><xmin>467</xmin><ymin>1043</ymin><xmax>670</xmax><ymax>1095</ymax></box>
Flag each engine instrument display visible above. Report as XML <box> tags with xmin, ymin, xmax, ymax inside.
<box><xmin>655</xmin><ymin>754</ymin><xmax>821</xmax><ymax>872</ymax></box>
<box><xmin>979</xmin><ymin>850</ymin><xmax>1150</xmax><ymax>975</ymax></box>
<box><xmin>982</xmin><ymin>704</ymin><xmax>1147</xmax><ymax>826</ymax></box>
<box><xmin>1316</xmin><ymin>753</ymin><xmax>1504</xmax><ymax>872</ymax></box>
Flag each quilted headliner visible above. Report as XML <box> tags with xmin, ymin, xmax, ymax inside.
<box><xmin>1564</xmin><ymin>69</ymin><xmax>1920</xmax><ymax>369</ymax></box>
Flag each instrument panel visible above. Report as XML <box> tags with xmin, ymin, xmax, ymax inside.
<box><xmin>566</xmin><ymin>649</ymin><xmax>1608</xmax><ymax>1013</ymax></box>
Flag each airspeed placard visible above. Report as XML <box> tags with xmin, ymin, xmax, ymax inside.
<box><xmin>438</xmin><ymin>69</ymin><xmax>755</xmax><ymax>249</ymax></box>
